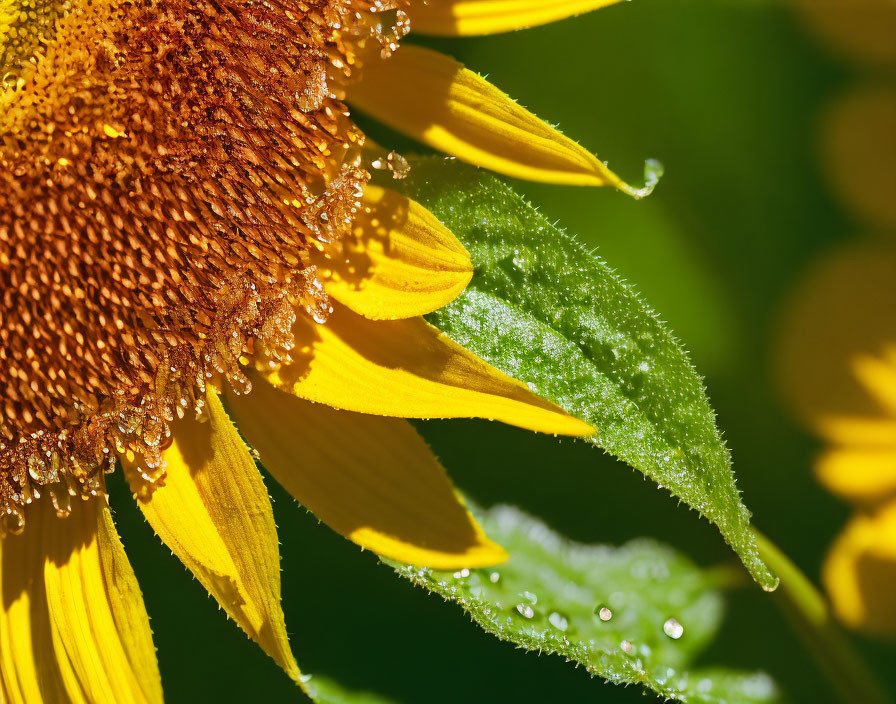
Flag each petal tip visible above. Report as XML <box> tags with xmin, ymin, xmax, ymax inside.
<box><xmin>621</xmin><ymin>158</ymin><xmax>664</xmax><ymax>199</ymax></box>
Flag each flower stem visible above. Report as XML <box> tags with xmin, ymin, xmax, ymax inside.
<box><xmin>754</xmin><ymin>529</ymin><xmax>892</xmax><ymax>704</ymax></box>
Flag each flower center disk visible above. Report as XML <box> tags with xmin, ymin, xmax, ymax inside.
<box><xmin>0</xmin><ymin>0</ymin><xmax>399</xmax><ymax>531</ymax></box>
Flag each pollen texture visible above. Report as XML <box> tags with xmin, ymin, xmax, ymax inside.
<box><xmin>0</xmin><ymin>0</ymin><xmax>406</xmax><ymax>531</ymax></box>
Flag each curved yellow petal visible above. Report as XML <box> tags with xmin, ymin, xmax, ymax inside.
<box><xmin>263</xmin><ymin>301</ymin><xmax>594</xmax><ymax>437</ymax></box>
<box><xmin>0</xmin><ymin>509</ymin><xmax>65</xmax><ymax>704</ymax></box>
<box><xmin>315</xmin><ymin>185</ymin><xmax>472</xmax><ymax>320</ymax></box>
<box><xmin>776</xmin><ymin>244</ymin><xmax>896</xmax><ymax>439</ymax></box>
<box><xmin>823</xmin><ymin>502</ymin><xmax>896</xmax><ymax>635</ymax></box>
<box><xmin>410</xmin><ymin>0</ymin><xmax>623</xmax><ymax>37</ymax></box>
<box><xmin>0</xmin><ymin>499</ymin><xmax>162</xmax><ymax>704</ymax></box>
<box><xmin>822</xmin><ymin>87</ymin><xmax>896</xmax><ymax>231</ymax></box>
<box><xmin>227</xmin><ymin>375</ymin><xmax>507</xmax><ymax>569</ymax></box>
<box><xmin>124</xmin><ymin>391</ymin><xmax>301</xmax><ymax>684</ymax></box>
<box><xmin>816</xmin><ymin>446</ymin><xmax>896</xmax><ymax>504</ymax></box>
<box><xmin>348</xmin><ymin>45</ymin><xmax>653</xmax><ymax>194</ymax></box>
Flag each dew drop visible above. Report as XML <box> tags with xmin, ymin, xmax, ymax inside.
<box><xmin>596</xmin><ymin>606</ymin><xmax>613</xmax><ymax>622</ymax></box>
<box><xmin>515</xmin><ymin>604</ymin><xmax>535</xmax><ymax>619</ymax></box>
<box><xmin>548</xmin><ymin>612</ymin><xmax>569</xmax><ymax>632</ymax></box>
<box><xmin>520</xmin><ymin>590</ymin><xmax>538</xmax><ymax>605</ymax></box>
<box><xmin>663</xmin><ymin>617</ymin><xmax>684</xmax><ymax>640</ymax></box>
<box><xmin>620</xmin><ymin>639</ymin><xmax>634</xmax><ymax>654</ymax></box>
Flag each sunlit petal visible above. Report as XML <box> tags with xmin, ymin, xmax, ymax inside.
<box><xmin>124</xmin><ymin>391</ymin><xmax>301</xmax><ymax>683</ymax></box>
<box><xmin>1</xmin><ymin>498</ymin><xmax>162</xmax><ymax>704</ymax></box>
<box><xmin>263</xmin><ymin>301</ymin><xmax>594</xmax><ymax>437</ymax></box>
<box><xmin>410</xmin><ymin>0</ymin><xmax>623</xmax><ymax>37</ymax></box>
<box><xmin>348</xmin><ymin>45</ymin><xmax>651</xmax><ymax>194</ymax></box>
<box><xmin>317</xmin><ymin>185</ymin><xmax>473</xmax><ymax>320</ymax></box>
<box><xmin>0</xmin><ymin>512</ymin><xmax>64</xmax><ymax>704</ymax></box>
<box><xmin>228</xmin><ymin>376</ymin><xmax>507</xmax><ymax>568</ymax></box>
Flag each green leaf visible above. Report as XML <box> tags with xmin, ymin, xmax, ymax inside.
<box><xmin>393</xmin><ymin>157</ymin><xmax>775</xmax><ymax>589</ymax></box>
<box><xmin>391</xmin><ymin>505</ymin><xmax>782</xmax><ymax>704</ymax></box>
<box><xmin>304</xmin><ymin>677</ymin><xmax>399</xmax><ymax>704</ymax></box>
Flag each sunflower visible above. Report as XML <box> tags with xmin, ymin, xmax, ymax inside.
<box><xmin>0</xmin><ymin>0</ymin><xmax>645</xmax><ymax>700</ymax></box>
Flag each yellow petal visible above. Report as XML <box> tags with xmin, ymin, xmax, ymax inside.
<box><xmin>822</xmin><ymin>87</ymin><xmax>896</xmax><ymax>231</ymax></box>
<box><xmin>123</xmin><ymin>391</ymin><xmax>301</xmax><ymax>684</ymax></box>
<box><xmin>0</xmin><ymin>512</ymin><xmax>65</xmax><ymax>704</ymax></box>
<box><xmin>823</xmin><ymin>502</ymin><xmax>896</xmax><ymax>635</ymax></box>
<box><xmin>1</xmin><ymin>498</ymin><xmax>163</xmax><ymax>704</ymax></box>
<box><xmin>816</xmin><ymin>446</ymin><xmax>896</xmax><ymax>504</ymax></box>
<box><xmin>776</xmin><ymin>244</ymin><xmax>896</xmax><ymax>440</ymax></box>
<box><xmin>264</xmin><ymin>301</ymin><xmax>594</xmax><ymax>437</ymax></box>
<box><xmin>851</xmin><ymin>349</ymin><xmax>896</xmax><ymax>418</ymax></box>
<box><xmin>315</xmin><ymin>185</ymin><xmax>472</xmax><ymax>320</ymax></box>
<box><xmin>813</xmin><ymin>417</ymin><xmax>896</xmax><ymax>447</ymax></box>
<box><xmin>227</xmin><ymin>375</ymin><xmax>507</xmax><ymax>569</ymax></box>
<box><xmin>410</xmin><ymin>0</ymin><xmax>623</xmax><ymax>36</ymax></box>
<box><xmin>348</xmin><ymin>45</ymin><xmax>653</xmax><ymax>194</ymax></box>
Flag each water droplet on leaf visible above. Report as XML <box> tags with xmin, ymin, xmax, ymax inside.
<box><xmin>663</xmin><ymin>617</ymin><xmax>684</xmax><ymax>639</ymax></box>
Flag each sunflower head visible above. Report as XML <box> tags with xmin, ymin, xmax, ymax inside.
<box><xmin>0</xmin><ymin>0</ymin><xmax>408</xmax><ymax>532</ymax></box>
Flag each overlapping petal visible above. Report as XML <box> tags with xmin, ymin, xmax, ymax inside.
<box><xmin>1</xmin><ymin>511</ymin><xmax>67</xmax><ymax>704</ymax></box>
<box><xmin>124</xmin><ymin>391</ymin><xmax>301</xmax><ymax>684</ymax></box>
<box><xmin>315</xmin><ymin>186</ymin><xmax>473</xmax><ymax>320</ymax></box>
<box><xmin>0</xmin><ymin>499</ymin><xmax>162</xmax><ymax>704</ymax></box>
<box><xmin>348</xmin><ymin>45</ymin><xmax>647</xmax><ymax>193</ymax></box>
<box><xmin>409</xmin><ymin>0</ymin><xmax>623</xmax><ymax>37</ymax></box>
<box><xmin>261</xmin><ymin>300</ymin><xmax>594</xmax><ymax>437</ymax></box>
<box><xmin>227</xmin><ymin>375</ymin><xmax>507</xmax><ymax>568</ymax></box>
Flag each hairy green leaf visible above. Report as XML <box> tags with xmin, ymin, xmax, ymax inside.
<box><xmin>394</xmin><ymin>157</ymin><xmax>774</xmax><ymax>589</ymax></box>
<box><xmin>391</xmin><ymin>506</ymin><xmax>781</xmax><ymax>704</ymax></box>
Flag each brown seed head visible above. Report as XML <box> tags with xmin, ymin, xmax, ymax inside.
<box><xmin>0</xmin><ymin>0</ymin><xmax>407</xmax><ymax>531</ymax></box>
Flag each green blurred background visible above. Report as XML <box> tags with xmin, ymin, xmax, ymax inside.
<box><xmin>108</xmin><ymin>0</ymin><xmax>895</xmax><ymax>701</ymax></box>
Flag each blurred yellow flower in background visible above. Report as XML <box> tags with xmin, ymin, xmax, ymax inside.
<box><xmin>790</xmin><ymin>0</ymin><xmax>896</xmax><ymax>236</ymax></box>
<box><xmin>791</xmin><ymin>0</ymin><xmax>896</xmax><ymax>68</ymax></box>
<box><xmin>778</xmin><ymin>245</ymin><xmax>896</xmax><ymax>635</ymax></box>
<box><xmin>821</xmin><ymin>86</ymin><xmax>896</xmax><ymax>233</ymax></box>
<box><xmin>783</xmin><ymin>0</ymin><xmax>896</xmax><ymax>637</ymax></box>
